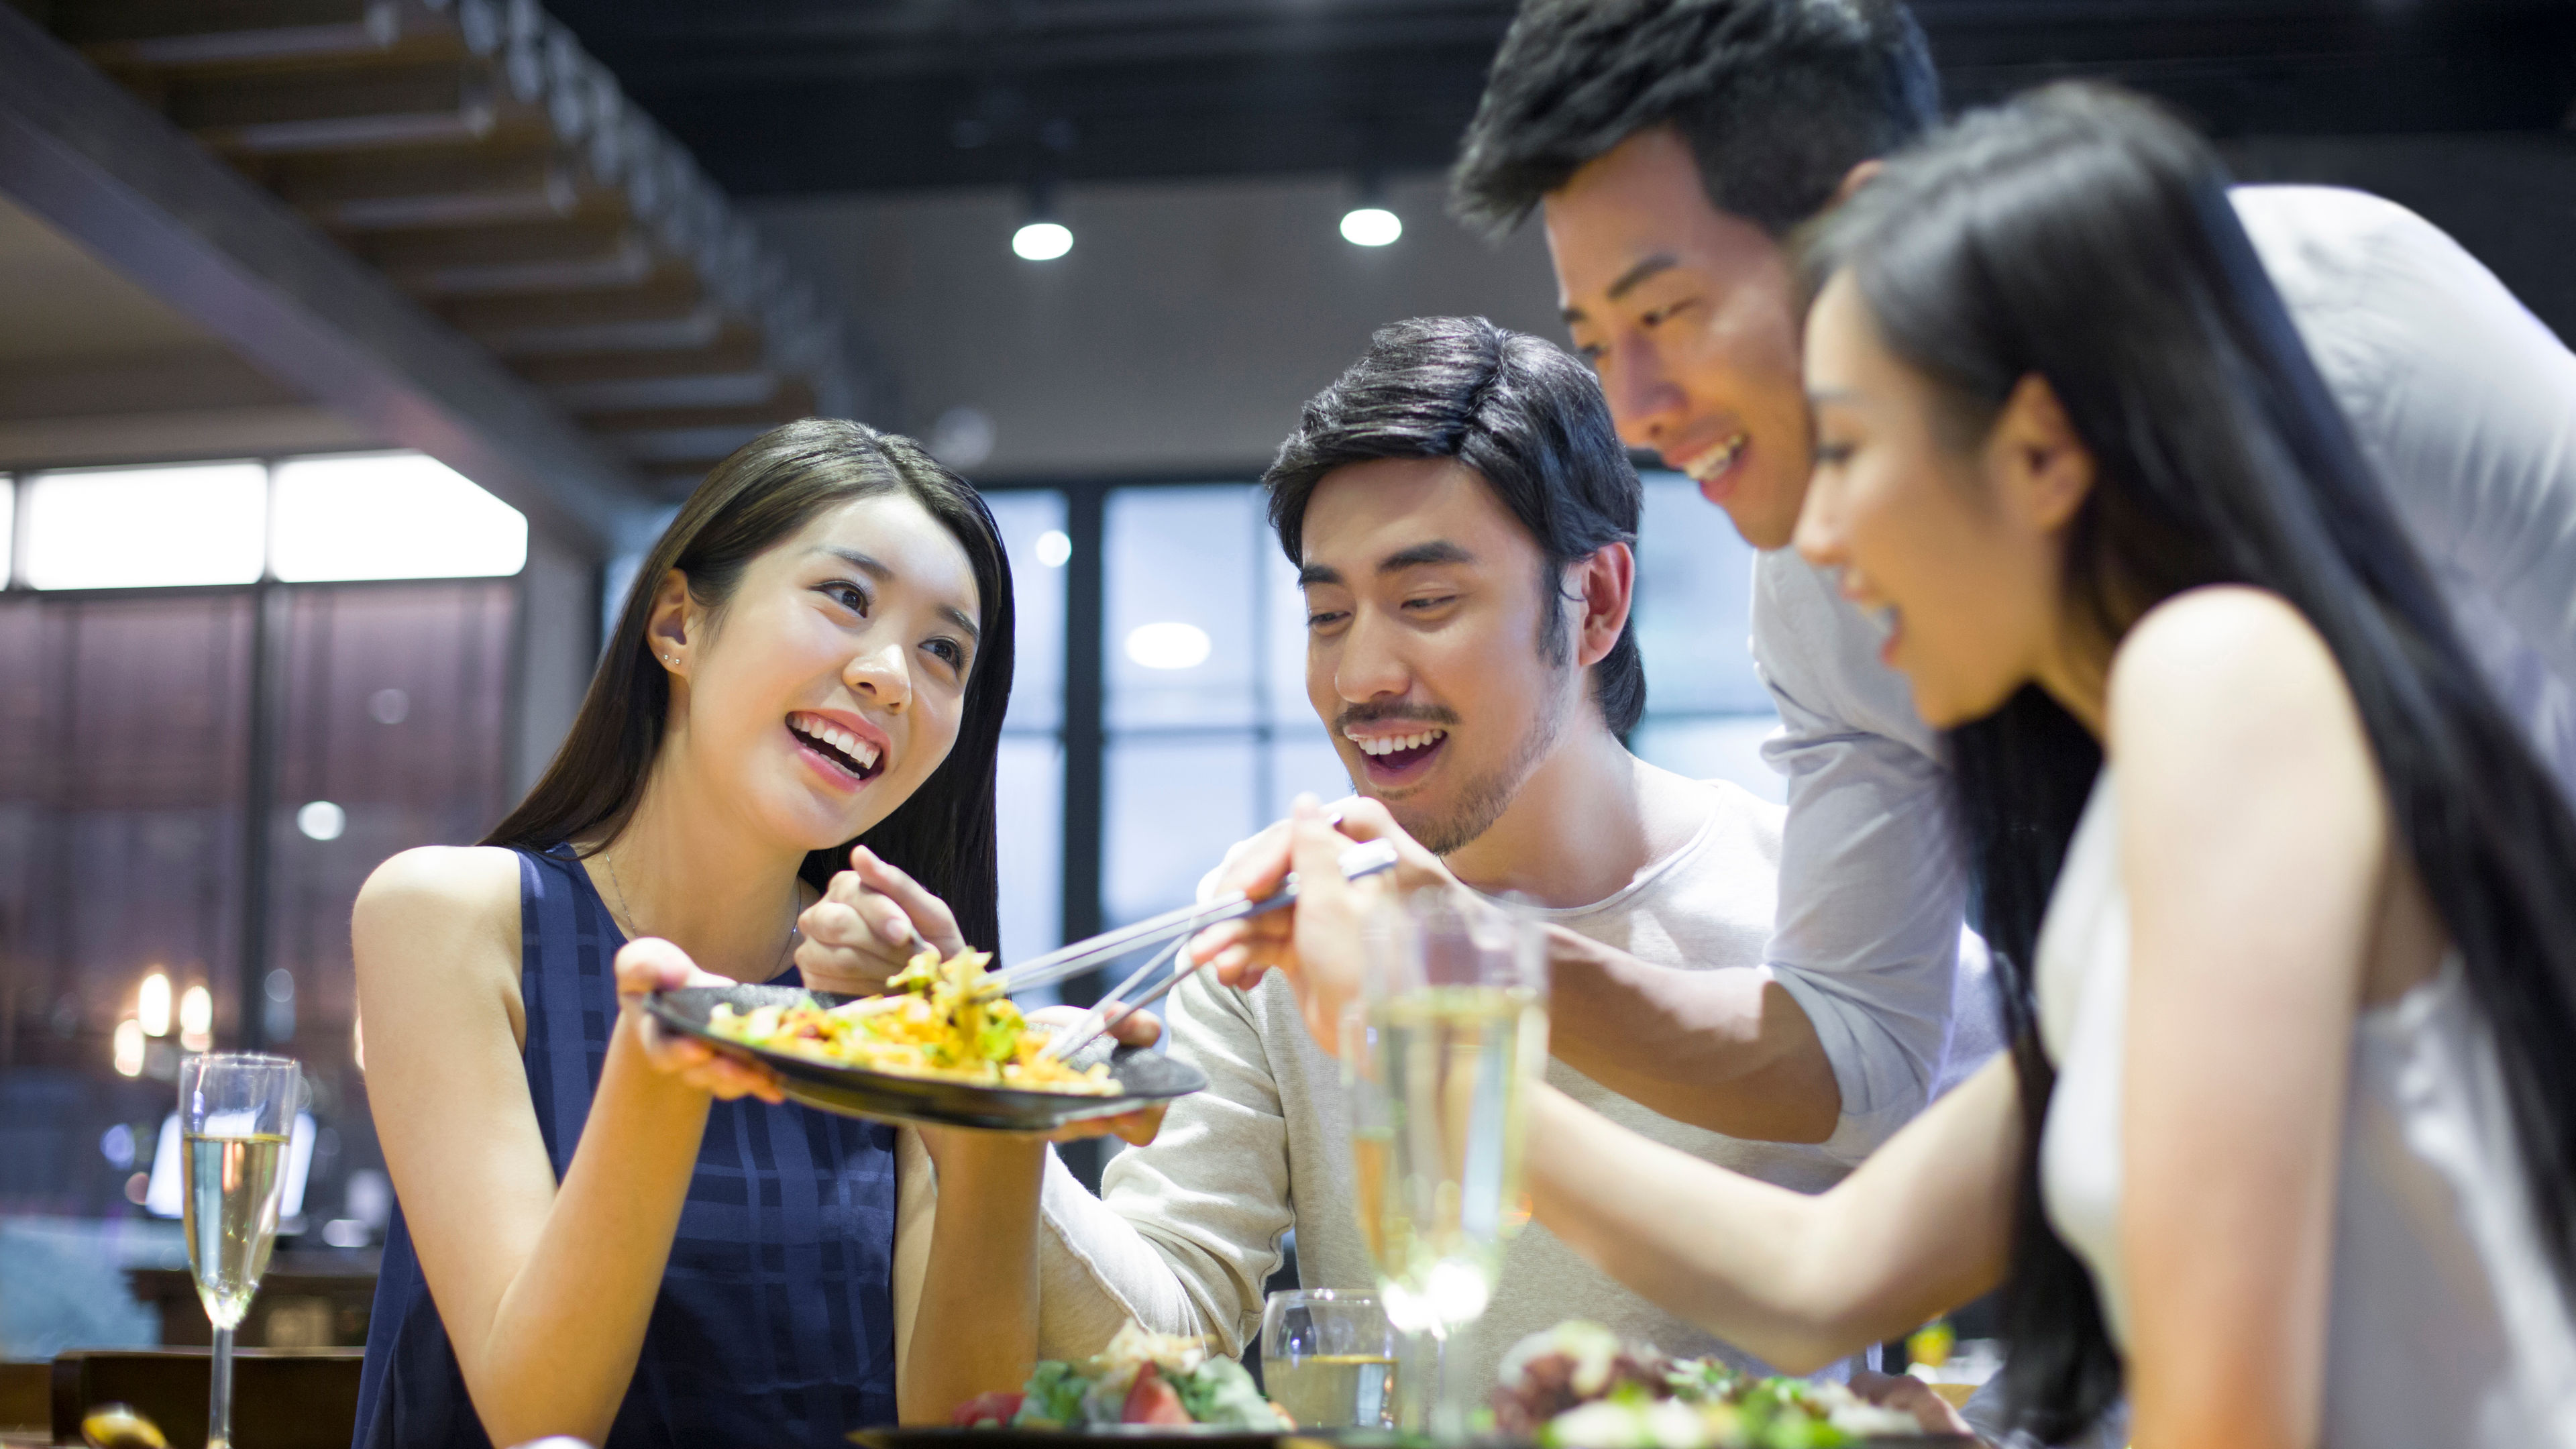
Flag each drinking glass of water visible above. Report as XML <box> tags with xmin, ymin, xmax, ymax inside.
<box><xmin>1344</xmin><ymin>890</ymin><xmax>1547</xmax><ymax>1438</ymax></box>
<box><xmin>180</xmin><ymin>1052</ymin><xmax>304</xmax><ymax>1449</ymax></box>
<box><xmin>1260</xmin><ymin>1289</ymin><xmax>1395</xmax><ymax>1429</ymax></box>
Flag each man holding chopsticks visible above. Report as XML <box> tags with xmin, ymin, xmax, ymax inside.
<box><xmin>802</xmin><ymin>314</ymin><xmax>1945</xmax><ymax>1400</ymax></box>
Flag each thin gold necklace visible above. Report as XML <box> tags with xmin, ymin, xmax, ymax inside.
<box><xmin>602</xmin><ymin>843</ymin><xmax>801</xmax><ymax>977</ymax></box>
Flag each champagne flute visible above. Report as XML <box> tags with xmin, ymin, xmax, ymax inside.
<box><xmin>179</xmin><ymin>1053</ymin><xmax>304</xmax><ymax>1449</ymax></box>
<box><xmin>1344</xmin><ymin>890</ymin><xmax>1547</xmax><ymax>1439</ymax></box>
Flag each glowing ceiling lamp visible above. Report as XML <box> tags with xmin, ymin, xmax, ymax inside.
<box><xmin>1340</xmin><ymin>206</ymin><xmax>1401</xmax><ymax>247</ymax></box>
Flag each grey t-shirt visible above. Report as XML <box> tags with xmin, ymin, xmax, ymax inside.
<box><xmin>1030</xmin><ymin>773</ymin><xmax>1862</xmax><ymax>1389</ymax></box>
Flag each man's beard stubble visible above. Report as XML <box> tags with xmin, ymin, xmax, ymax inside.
<box><xmin>1352</xmin><ymin>664</ymin><xmax>1574</xmax><ymax>857</ymax></box>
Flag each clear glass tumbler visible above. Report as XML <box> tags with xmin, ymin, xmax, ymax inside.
<box><xmin>1260</xmin><ymin>1289</ymin><xmax>1397</xmax><ymax>1430</ymax></box>
<box><xmin>179</xmin><ymin>1052</ymin><xmax>305</xmax><ymax>1449</ymax></box>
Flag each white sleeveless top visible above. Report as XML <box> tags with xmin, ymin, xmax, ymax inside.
<box><xmin>2036</xmin><ymin>773</ymin><xmax>2576</xmax><ymax>1445</ymax></box>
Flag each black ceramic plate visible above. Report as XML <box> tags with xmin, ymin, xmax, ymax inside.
<box><xmin>645</xmin><ymin>983</ymin><xmax>1207</xmax><ymax>1132</ymax></box>
<box><xmin>850</xmin><ymin>1423</ymin><xmax>1968</xmax><ymax>1433</ymax></box>
<box><xmin>851</xmin><ymin>1430</ymin><xmax>1311</xmax><ymax>1449</ymax></box>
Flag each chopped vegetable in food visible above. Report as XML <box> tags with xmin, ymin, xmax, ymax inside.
<box><xmin>706</xmin><ymin>945</ymin><xmax>1120</xmax><ymax>1094</ymax></box>
<box><xmin>1495</xmin><ymin>1322</ymin><xmax>1927</xmax><ymax>1449</ymax></box>
<box><xmin>970</xmin><ymin>1322</ymin><xmax>1294</xmax><ymax>1432</ymax></box>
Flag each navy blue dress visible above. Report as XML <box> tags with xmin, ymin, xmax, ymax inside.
<box><xmin>354</xmin><ymin>846</ymin><xmax>902</xmax><ymax>1448</ymax></box>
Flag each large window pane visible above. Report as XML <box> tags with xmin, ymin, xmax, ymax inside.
<box><xmin>983</xmin><ymin>490</ymin><xmax>1067</xmax><ymax>735</ymax></box>
<box><xmin>1262</xmin><ymin>735</ymin><xmax>1354</xmax><ymax>820</ymax></box>
<box><xmin>983</xmin><ymin>490</ymin><xmax>1067</xmax><ymax>969</ymax></box>
<box><xmin>0</xmin><ymin>594</ymin><xmax>256</xmax><ymax>1217</ymax></box>
<box><xmin>1104</xmin><ymin>736</ymin><xmax>1258</xmax><ymax>927</ymax></box>
<box><xmin>25</xmin><ymin>462</ymin><xmax>266</xmax><ymax>591</ymax></box>
<box><xmin>1106</xmin><ymin>486</ymin><xmax>1265</xmax><ymax>729</ymax></box>
<box><xmin>270</xmin><ymin>453</ymin><xmax>527</xmax><ymax>583</ymax></box>
<box><xmin>268</xmin><ymin>582</ymin><xmax>516</xmax><ymax>1044</ymax></box>
<box><xmin>1258</xmin><ymin>530</ymin><xmax>1357</xmax><ymax>811</ymax></box>
<box><xmin>1631</xmin><ymin>472</ymin><xmax>1767</xmax><ymax>714</ymax></box>
<box><xmin>266</xmin><ymin>582</ymin><xmax>516</xmax><ymax>1232</ymax></box>
<box><xmin>995</xmin><ymin>736</ymin><xmax>1063</xmax><ymax>970</ymax></box>
<box><xmin>1262</xmin><ymin>541</ymin><xmax>1317</xmax><ymax>729</ymax></box>
<box><xmin>1629</xmin><ymin>716</ymin><xmax>1786</xmax><ymax>805</ymax></box>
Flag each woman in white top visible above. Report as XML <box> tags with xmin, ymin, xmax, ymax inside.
<box><xmin>1334</xmin><ymin>84</ymin><xmax>2576</xmax><ymax>1448</ymax></box>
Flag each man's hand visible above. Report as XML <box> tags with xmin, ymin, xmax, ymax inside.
<box><xmin>615</xmin><ymin>936</ymin><xmax>786</xmax><ymax>1103</ymax></box>
<box><xmin>795</xmin><ymin>846</ymin><xmax>969</xmax><ymax>996</ymax></box>
<box><xmin>1189</xmin><ymin>794</ymin><xmax>1461</xmax><ymax>1055</ymax></box>
<box><xmin>1021</xmin><ymin>1005</ymin><xmax>1169</xmax><ymax>1146</ymax></box>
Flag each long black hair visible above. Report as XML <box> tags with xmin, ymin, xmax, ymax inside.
<box><xmin>1803</xmin><ymin>83</ymin><xmax>2576</xmax><ymax>1440</ymax></box>
<box><xmin>485</xmin><ymin>418</ymin><xmax>1016</xmax><ymax>953</ymax></box>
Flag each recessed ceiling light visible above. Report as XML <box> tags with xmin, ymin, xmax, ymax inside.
<box><xmin>1341</xmin><ymin>207</ymin><xmax>1402</xmax><ymax>247</ymax></box>
<box><xmin>1014</xmin><ymin>220</ymin><xmax>1073</xmax><ymax>260</ymax></box>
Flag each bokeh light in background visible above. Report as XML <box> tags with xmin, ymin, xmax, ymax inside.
<box><xmin>136</xmin><ymin>971</ymin><xmax>170</xmax><ymax>1038</ymax></box>
<box><xmin>176</xmin><ymin>985</ymin><xmax>211</xmax><ymax>1054</ymax></box>
<box><xmin>296</xmin><ymin>801</ymin><xmax>347</xmax><ymax>841</ymax></box>
<box><xmin>1340</xmin><ymin>206</ymin><xmax>1402</xmax><ymax>246</ymax></box>
<box><xmin>1125</xmin><ymin>621</ymin><xmax>1213</xmax><ymax>671</ymax></box>
<box><xmin>111</xmin><ymin>1020</ymin><xmax>144</xmax><ymax>1079</ymax></box>
<box><xmin>1012</xmin><ymin>220</ymin><xmax>1073</xmax><ymax>260</ymax></box>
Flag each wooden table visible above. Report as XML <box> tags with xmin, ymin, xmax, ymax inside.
<box><xmin>49</xmin><ymin>1348</ymin><xmax>362</xmax><ymax>1449</ymax></box>
<box><xmin>126</xmin><ymin>1250</ymin><xmax>380</xmax><ymax>1349</ymax></box>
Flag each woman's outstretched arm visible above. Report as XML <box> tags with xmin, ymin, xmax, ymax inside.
<box><xmin>1527</xmin><ymin>1049</ymin><xmax>2023</xmax><ymax>1373</ymax></box>
<box><xmin>356</xmin><ymin>847</ymin><xmax>778</xmax><ymax>1446</ymax></box>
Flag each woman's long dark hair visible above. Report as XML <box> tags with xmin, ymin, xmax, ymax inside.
<box><xmin>485</xmin><ymin>419</ymin><xmax>1016</xmax><ymax>953</ymax></box>
<box><xmin>1805</xmin><ymin>83</ymin><xmax>2576</xmax><ymax>1440</ymax></box>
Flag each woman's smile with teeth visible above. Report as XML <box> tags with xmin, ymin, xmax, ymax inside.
<box><xmin>787</xmin><ymin>710</ymin><xmax>882</xmax><ymax>777</ymax></box>
<box><xmin>1350</xmin><ymin>727</ymin><xmax>1447</xmax><ymax>757</ymax></box>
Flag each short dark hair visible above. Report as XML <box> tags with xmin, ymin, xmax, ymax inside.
<box><xmin>1451</xmin><ymin>0</ymin><xmax>1940</xmax><ymax>236</ymax></box>
<box><xmin>1263</xmin><ymin>316</ymin><xmax>1646</xmax><ymax>735</ymax></box>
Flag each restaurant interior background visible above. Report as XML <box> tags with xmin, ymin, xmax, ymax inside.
<box><xmin>0</xmin><ymin>0</ymin><xmax>2571</xmax><ymax>1373</ymax></box>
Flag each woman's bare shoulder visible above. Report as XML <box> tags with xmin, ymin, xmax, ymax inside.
<box><xmin>358</xmin><ymin>844</ymin><xmax>521</xmax><ymax>913</ymax></box>
<box><xmin>354</xmin><ymin>845</ymin><xmax>525</xmax><ymax>975</ymax></box>
<box><xmin>2106</xmin><ymin>584</ymin><xmax>2381</xmax><ymax>839</ymax></box>
<box><xmin>2108</xmin><ymin>586</ymin><xmax>2351</xmax><ymax>746</ymax></box>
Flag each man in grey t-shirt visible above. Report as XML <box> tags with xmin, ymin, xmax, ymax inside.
<box><xmin>1434</xmin><ymin>0</ymin><xmax>2576</xmax><ymax>1146</ymax></box>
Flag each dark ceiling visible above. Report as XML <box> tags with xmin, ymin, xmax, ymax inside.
<box><xmin>546</xmin><ymin>0</ymin><xmax>2576</xmax><ymax>198</ymax></box>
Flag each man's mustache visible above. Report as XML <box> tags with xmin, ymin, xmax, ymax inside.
<box><xmin>1334</xmin><ymin>702</ymin><xmax>1460</xmax><ymax>731</ymax></box>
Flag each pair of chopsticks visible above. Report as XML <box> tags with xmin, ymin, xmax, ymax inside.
<box><xmin>1032</xmin><ymin>836</ymin><xmax>1401</xmax><ymax>1061</ymax></box>
<box><xmin>824</xmin><ymin>830</ymin><xmax>1401</xmax><ymax>1051</ymax></box>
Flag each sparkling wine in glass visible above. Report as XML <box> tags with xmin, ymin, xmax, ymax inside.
<box><xmin>1260</xmin><ymin>1289</ymin><xmax>1397</xmax><ymax>1430</ymax></box>
<box><xmin>180</xmin><ymin>1053</ymin><xmax>304</xmax><ymax>1449</ymax></box>
<box><xmin>1345</xmin><ymin>890</ymin><xmax>1547</xmax><ymax>1439</ymax></box>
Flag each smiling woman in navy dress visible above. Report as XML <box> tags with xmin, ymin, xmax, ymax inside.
<box><xmin>350</xmin><ymin>420</ymin><xmax>1151</xmax><ymax>1446</ymax></box>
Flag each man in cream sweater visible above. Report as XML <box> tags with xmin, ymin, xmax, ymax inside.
<box><xmin>1016</xmin><ymin>315</ymin><xmax>1940</xmax><ymax>1390</ymax></box>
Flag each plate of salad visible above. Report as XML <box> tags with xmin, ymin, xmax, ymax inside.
<box><xmin>844</xmin><ymin>1325</ymin><xmax>1303</xmax><ymax>1448</ymax></box>
<box><xmin>1493</xmin><ymin>1323</ymin><xmax>1973</xmax><ymax>1449</ymax></box>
